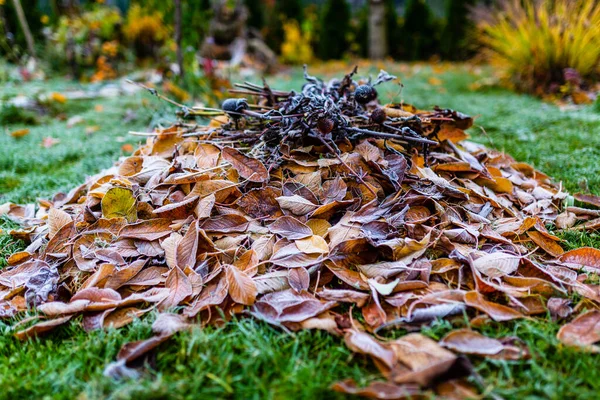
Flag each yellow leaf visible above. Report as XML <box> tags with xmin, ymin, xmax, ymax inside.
<box><xmin>295</xmin><ymin>235</ymin><xmax>329</xmax><ymax>254</ymax></box>
<box><xmin>306</xmin><ymin>219</ymin><xmax>331</xmax><ymax>237</ymax></box>
<box><xmin>10</xmin><ymin>129</ymin><xmax>30</xmax><ymax>138</ymax></box>
<box><xmin>49</xmin><ymin>92</ymin><xmax>67</xmax><ymax>104</ymax></box>
<box><xmin>101</xmin><ymin>187</ymin><xmax>137</xmax><ymax>222</ymax></box>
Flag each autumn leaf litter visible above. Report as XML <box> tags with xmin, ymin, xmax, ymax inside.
<box><xmin>2</xmin><ymin>67</ymin><xmax>600</xmax><ymax>398</ymax></box>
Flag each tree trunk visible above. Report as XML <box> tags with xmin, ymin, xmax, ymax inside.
<box><xmin>11</xmin><ymin>0</ymin><xmax>36</xmax><ymax>58</ymax></box>
<box><xmin>174</xmin><ymin>0</ymin><xmax>184</xmax><ymax>77</ymax></box>
<box><xmin>368</xmin><ymin>0</ymin><xmax>387</xmax><ymax>59</ymax></box>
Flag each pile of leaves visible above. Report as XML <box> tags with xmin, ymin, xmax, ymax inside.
<box><xmin>3</xmin><ymin>67</ymin><xmax>600</xmax><ymax>398</ymax></box>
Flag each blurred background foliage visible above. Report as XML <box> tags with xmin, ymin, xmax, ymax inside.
<box><xmin>0</xmin><ymin>0</ymin><xmax>598</xmax><ymax>101</ymax></box>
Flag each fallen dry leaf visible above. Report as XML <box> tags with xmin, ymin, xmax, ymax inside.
<box><xmin>557</xmin><ymin>310</ymin><xmax>600</xmax><ymax>351</ymax></box>
<box><xmin>10</xmin><ymin>128</ymin><xmax>30</xmax><ymax>138</ymax></box>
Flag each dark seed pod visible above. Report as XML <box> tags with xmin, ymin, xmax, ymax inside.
<box><xmin>354</xmin><ymin>84</ymin><xmax>377</xmax><ymax>104</ymax></box>
<box><xmin>221</xmin><ymin>98</ymin><xmax>249</xmax><ymax>114</ymax></box>
<box><xmin>316</xmin><ymin>117</ymin><xmax>335</xmax><ymax>134</ymax></box>
<box><xmin>370</xmin><ymin>107</ymin><xmax>387</xmax><ymax>124</ymax></box>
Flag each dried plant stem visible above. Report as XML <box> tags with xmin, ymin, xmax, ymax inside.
<box><xmin>313</xmin><ymin>132</ymin><xmax>378</xmax><ymax>197</ymax></box>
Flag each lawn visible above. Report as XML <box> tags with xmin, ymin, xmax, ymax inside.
<box><xmin>1</xmin><ymin>63</ymin><xmax>600</xmax><ymax>399</ymax></box>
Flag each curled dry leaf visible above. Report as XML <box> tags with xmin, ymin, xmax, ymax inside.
<box><xmin>158</xmin><ymin>267</ymin><xmax>192</xmax><ymax>310</ymax></box>
<box><xmin>221</xmin><ymin>147</ymin><xmax>268</xmax><ymax>182</ymax></box>
<box><xmin>344</xmin><ymin>330</ymin><xmax>396</xmax><ymax>369</ymax></box>
<box><xmin>226</xmin><ymin>264</ymin><xmax>257</xmax><ymax>305</ymax></box>
<box><xmin>14</xmin><ymin>316</ymin><xmax>73</xmax><ymax>340</ymax></box>
<box><xmin>464</xmin><ymin>291</ymin><xmax>524</xmax><ymax>322</ymax></box>
<box><xmin>332</xmin><ymin>379</ymin><xmax>422</xmax><ymax>400</ymax></box>
<box><xmin>574</xmin><ymin>193</ymin><xmax>600</xmax><ymax>208</ymax></box>
<box><xmin>388</xmin><ymin>333</ymin><xmax>457</xmax><ymax>386</ymax></box>
<box><xmin>47</xmin><ymin>208</ymin><xmax>72</xmax><ymax>240</ymax></box>
<box><xmin>440</xmin><ymin>329</ymin><xmax>505</xmax><ymax>356</ymax></box>
<box><xmin>152</xmin><ymin>313</ymin><xmax>192</xmax><ymax>336</ymax></box>
<box><xmin>557</xmin><ymin>310</ymin><xmax>600</xmax><ymax>351</ymax></box>
<box><xmin>559</xmin><ymin>247</ymin><xmax>600</xmax><ymax>270</ymax></box>
<box><xmin>288</xmin><ymin>267</ymin><xmax>310</xmax><ymax>292</ymax></box>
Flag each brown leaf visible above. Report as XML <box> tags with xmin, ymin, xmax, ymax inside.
<box><xmin>527</xmin><ymin>231</ymin><xmax>564</xmax><ymax>257</ymax></box>
<box><xmin>269</xmin><ymin>216</ymin><xmax>313</xmax><ymax>240</ymax></box>
<box><xmin>547</xmin><ymin>297</ymin><xmax>573</xmax><ymax>320</ymax></box>
<box><xmin>317</xmin><ymin>288</ymin><xmax>370</xmax><ymax>307</ymax></box>
<box><xmin>559</xmin><ymin>247</ymin><xmax>600</xmax><ymax>271</ymax></box>
<box><xmin>103</xmin><ymin>307</ymin><xmax>147</xmax><ymax>329</ymax></box>
<box><xmin>306</xmin><ymin>219</ymin><xmax>331</xmax><ymax>237</ymax></box>
<box><xmin>226</xmin><ymin>264</ymin><xmax>257</xmax><ymax>305</ymax></box>
<box><xmin>270</xmin><ymin>243</ymin><xmax>322</xmax><ymax>268</ymax></box>
<box><xmin>116</xmin><ymin>334</ymin><xmax>172</xmax><ymax>364</ymax></box>
<box><xmin>288</xmin><ymin>267</ymin><xmax>310</xmax><ymax>292</ymax></box>
<box><xmin>175</xmin><ymin>221</ymin><xmax>199</xmax><ymax>269</ymax></box>
<box><xmin>464</xmin><ymin>291</ymin><xmax>524</xmax><ymax>322</ymax></box>
<box><xmin>275</xmin><ymin>195</ymin><xmax>318</xmax><ymax>215</ymax></box>
<box><xmin>152</xmin><ymin>313</ymin><xmax>192</xmax><ymax>336</ymax></box>
<box><xmin>237</xmin><ymin>187</ymin><xmax>283</xmax><ymax>219</ymax></box>
<box><xmin>47</xmin><ymin>208</ymin><xmax>72</xmax><ymax>240</ymax></box>
<box><xmin>153</xmin><ymin>196</ymin><xmax>198</xmax><ymax>219</ymax></box>
<box><xmin>332</xmin><ymin>379</ymin><xmax>422</xmax><ymax>399</ymax></box>
<box><xmin>557</xmin><ymin>310</ymin><xmax>600</xmax><ymax>350</ymax></box>
<box><xmin>471</xmin><ymin>252</ymin><xmax>520</xmax><ymax>278</ymax></box>
<box><xmin>233</xmin><ymin>249</ymin><xmax>259</xmax><ymax>275</ymax></box>
<box><xmin>439</xmin><ymin>329</ymin><xmax>504</xmax><ymax>355</ymax></box>
<box><xmin>187</xmin><ymin>179</ymin><xmax>240</xmax><ymax>203</ymax></box>
<box><xmin>200</xmin><ymin>214</ymin><xmax>249</xmax><ymax>233</ymax></box>
<box><xmin>104</xmin><ymin>260</ymin><xmax>146</xmax><ymax>290</ymax></box>
<box><xmin>574</xmin><ymin>193</ymin><xmax>600</xmax><ymax>208</ymax></box>
<box><xmin>194</xmin><ymin>194</ymin><xmax>215</xmax><ymax>218</ymax></box>
<box><xmin>127</xmin><ymin>266</ymin><xmax>169</xmax><ymax>286</ymax></box>
<box><xmin>222</xmin><ymin>147</ymin><xmax>268</xmax><ymax>182</ymax></box>
<box><xmin>37</xmin><ymin>300</ymin><xmax>90</xmax><ymax>317</ymax></box>
<box><xmin>119</xmin><ymin>218</ymin><xmax>173</xmax><ymax>241</ymax></box>
<box><xmin>72</xmin><ymin>287</ymin><xmax>122</xmax><ymax>303</ymax></box>
<box><xmin>344</xmin><ymin>329</ymin><xmax>396</xmax><ymax>369</ymax></box>
<box><xmin>14</xmin><ymin>315</ymin><xmax>73</xmax><ymax>340</ymax></box>
<box><xmin>388</xmin><ymin>333</ymin><xmax>457</xmax><ymax>386</ymax></box>
<box><xmin>158</xmin><ymin>267</ymin><xmax>192</xmax><ymax>310</ymax></box>
<box><xmin>10</xmin><ymin>128</ymin><xmax>30</xmax><ymax>138</ymax></box>
<box><xmin>252</xmin><ymin>289</ymin><xmax>336</xmax><ymax>323</ymax></box>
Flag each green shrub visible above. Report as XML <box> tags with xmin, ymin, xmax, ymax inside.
<box><xmin>440</xmin><ymin>0</ymin><xmax>476</xmax><ymax>60</ymax></box>
<box><xmin>0</xmin><ymin>105</ymin><xmax>39</xmax><ymax>126</ymax></box>
<box><xmin>245</xmin><ymin>0</ymin><xmax>265</xmax><ymax>30</ymax></box>
<box><xmin>317</xmin><ymin>0</ymin><xmax>351</xmax><ymax>60</ymax></box>
<box><xmin>354</xmin><ymin>3</ymin><xmax>369</xmax><ymax>58</ymax></box>
<box><xmin>385</xmin><ymin>0</ymin><xmax>401</xmax><ymax>59</ymax></box>
<box><xmin>401</xmin><ymin>0</ymin><xmax>439</xmax><ymax>60</ymax></box>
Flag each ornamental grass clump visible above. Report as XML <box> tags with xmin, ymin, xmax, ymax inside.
<box><xmin>475</xmin><ymin>0</ymin><xmax>600</xmax><ymax>97</ymax></box>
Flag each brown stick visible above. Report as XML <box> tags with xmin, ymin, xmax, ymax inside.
<box><xmin>11</xmin><ymin>0</ymin><xmax>36</xmax><ymax>58</ymax></box>
<box><xmin>174</xmin><ymin>0</ymin><xmax>184</xmax><ymax>77</ymax></box>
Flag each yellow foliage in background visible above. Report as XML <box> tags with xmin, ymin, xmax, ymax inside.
<box><xmin>123</xmin><ymin>5</ymin><xmax>169</xmax><ymax>44</ymax></box>
<box><xmin>476</xmin><ymin>0</ymin><xmax>600</xmax><ymax>94</ymax></box>
<box><xmin>280</xmin><ymin>20</ymin><xmax>314</xmax><ymax>65</ymax></box>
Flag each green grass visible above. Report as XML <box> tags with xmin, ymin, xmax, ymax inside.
<box><xmin>1</xmin><ymin>64</ymin><xmax>600</xmax><ymax>399</ymax></box>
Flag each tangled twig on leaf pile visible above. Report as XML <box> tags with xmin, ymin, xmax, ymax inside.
<box><xmin>2</xmin><ymin>67</ymin><xmax>600</xmax><ymax>398</ymax></box>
